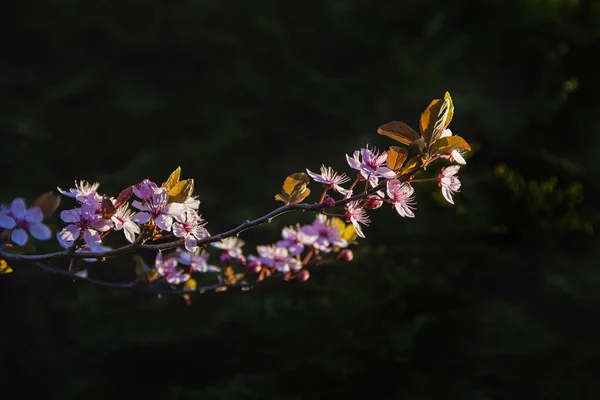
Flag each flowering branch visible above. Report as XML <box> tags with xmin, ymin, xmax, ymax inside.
<box><xmin>0</xmin><ymin>92</ymin><xmax>472</xmax><ymax>302</ymax></box>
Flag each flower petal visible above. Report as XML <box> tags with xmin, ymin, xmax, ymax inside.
<box><xmin>11</xmin><ymin>228</ymin><xmax>28</xmax><ymax>246</ymax></box>
<box><xmin>184</xmin><ymin>236</ymin><xmax>198</xmax><ymax>253</ymax></box>
<box><xmin>0</xmin><ymin>214</ymin><xmax>16</xmax><ymax>229</ymax></box>
<box><xmin>82</xmin><ymin>229</ymin><xmax>102</xmax><ymax>247</ymax></box>
<box><xmin>25</xmin><ymin>207</ymin><xmax>44</xmax><ymax>223</ymax></box>
<box><xmin>131</xmin><ymin>212</ymin><xmax>151</xmax><ymax>224</ymax></box>
<box><xmin>10</xmin><ymin>198</ymin><xmax>27</xmax><ymax>220</ymax></box>
<box><xmin>155</xmin><ymin>215</ymin><xmax>173</xmax><ymax>231</ymax></box>
<box><xmin>29</xmin><ymin>223</ymin><xmax>52</xmax><ymax>240</ymax></box>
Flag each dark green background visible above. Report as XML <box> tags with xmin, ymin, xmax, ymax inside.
<box><xmin>1</xmin><ymin>1</ymin><xmax>599</xmax><ymax>399</ymax></box>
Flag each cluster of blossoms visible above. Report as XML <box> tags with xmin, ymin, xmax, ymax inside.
<box><xmin>0</xmin><ymin>92</ymin><xmax>471</xmax><ymax>299</ymax></box>
<box><xmin>304</xmin><ymin>127</ymin><xmax>466</xmax><ymax>239</ymax></box>
<box><xmin>55</xmin><ymin>179</ymin><xmax>208</xmax><ymax>254</ymax></box>
<box><xmin>153</xmin><ymin>214</ymin><xmax>356</xmax><ymax>288</ymax></box>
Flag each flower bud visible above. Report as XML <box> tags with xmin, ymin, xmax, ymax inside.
<box><xmin>246</xmin><ymin>259</ymin><xmax>262</xmax><ymax>274</ymax></box>
<box><xmin>135</xmin><ymin>179</ymin><xmax>158</xmax><ymax>200</ymax></box>
<box><xmin>338</xmin><ymin>249</ymin><xmax>354</xmax><ymax>262</ymax></box>
<box><xmin>220</xmin><ymin>252</ymin><xmax>232</xmax><ymax>264</ymax></box>
<box><xmin>296</xmin><ymin>269</ymin><xmax>310</xmax><ymax>281</ymax></box>
<box><xmin>323</xmin><ymin>197</ymin><xmax>336</xmax><ymax>208</ymax></box>
<box><xmin>364</xmin><ymin>195</ymin><xmax>383</xmax><ymax>210</ymax></box>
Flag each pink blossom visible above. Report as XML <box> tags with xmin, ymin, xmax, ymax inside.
<box><xmin>306</xmin><ymin>165</ymin><xmax>351</xmax><ymax>195</ymax></box>
<box><xmin>346</xmin><ymin>146</ymin><xmax>396</xmax><ymax>187</ymax></box>
<box><xmin>0</xmin><ymin>198</ymin><xmax>52</xmax><ymax>246</ymax></box>
<box><xmin>57</xmin><ymin>202</ymin><xmax>113</xmax><ymax>249</ymax></box>
<box><xmin>131</xmin><ymin>186</ymin><xmax>186</xmax><ymax>232</ymax></box>
<box><xmin>364</xmin><ymin>195</ymin><xmax>384</xmax><ymax>210</ymax></box>
<box><xmin>111</xmin><ymin>204</ymin><xmax>140</xmax><ymax>243</ymax></box>
<box><xmin>178</xmin><ymin>249</ymin><xmax>220</xmax><ymax>273</ymax></box>
<box><xmin>300</xmin><ymin>215</ymin><xmax>347</xmax><ymax>252</ymax></box>
<box><xmin>155</xmin><ymin>252</ymin><xmax>190</xmax><ymax>285</ymax></box>
<box><xmin>184</xmin><ymin>196</ymin><xmax>200</xmax><ymax>210</ymax></box>
<box><xmin>276</xmin><ymin>225</ymin><xmax>306</xmax><ymax>255</ymax></box>
<box><xmin>172</xmin><ymin>210</ymin><xmax>209</xmax><ymax>252</ymax></box>
<box><xmin>438</xmin><ymin>165</ymin><xmax>462</xmax><ymax>205</ymax></box>
<box><xmin>256</xmin><ymin>245</ymin><xmax>302</xmax><ymax>273</ymax></box>
<box><xmin>132</xmin><ymin>179</ymin><xmax>158</xmax><ymax>201</ymax></box>
<box><xmin>211</xmin><ymin>237</ymin><xmax>245</xmax><ymax>260</ymax></box>
<box><xmin>386</xmin><ymin>180</ymin><xmax>416</xmax><ymax>218</ymax></box>
<box><xmin>57</xmin><ymin>180</ymin><xmax>102</xmax><ymax>204</ymax></box>
<box><xmin>345</xmin><ymin>201</ymin><xmax>370</xmax><ymax>238</ymax></box>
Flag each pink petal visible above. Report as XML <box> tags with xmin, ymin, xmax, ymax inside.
<box><xmin>184</xmin><ymin>236</ymin><xmax>198</xmax><ymax>252</ymax></box>
<box><xmin>131</xmin><ymin>200</ymin><xmax>148</xmax><ymax>211</ymax></box>
<box><xmin>131</xmin><ymin>212</ymin><xmax>151</xmax><ymax>224</ymax></box>
<box><xmin>451</xmin><ymin>150</ymin><xmax>466</xmax><ymax>165</ymax></box>
<box><xmin>82</xmin><ymin>229</ymin><xmax>102</xmax><ymax>247</ymax></box>
<box><xmin>91</xmin><ymin>218</ymin><xmax>113</xmax><ymax>232</ymax></box>
<box><xmin>172</xmin><ymin>223</ymin><xmax>186</xmax><ymax>238</ymax></box>
<box><xmin>164</xmin><ymin>203</ymin><xmax>186</xmax><ymax>218</ymax></box>
<box><xmin>346</xmin><ymin>154</ymin><xmax>361</xmax><ymax>170</ymax></box>
<box><xmin>155</xmin><ymin>215</ymin><xmax>173</xmax><ymax>231</ymax></box>
<box><xmin>306</xmin><ymin>169</ymin><xmax>328</xmax><ymax>184</ymax></box>
<box><xmin>441</xmin><ymin>187</ymin><xmax>455</xmax><ymax>205</ymax></box>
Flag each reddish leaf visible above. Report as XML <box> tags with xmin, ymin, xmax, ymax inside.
<box><xmin>32</xmin><ymin>192</ymin><xmax>61</xmax><ymax>220</ymax></box>
<box><xmin>377</xmin><ymin>121</ymin><xmax>420</xmax><ymax>145</ymax></box>
<box><xmin>386</xmin><ymin>146</ymin><xmax>408</xmax><ymax>170</ymax></box>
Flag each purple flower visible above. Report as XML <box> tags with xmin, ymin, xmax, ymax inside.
<box><xmin>438</xmin><ymin>165</ymin><xmax>461</xmax><ymax>205</ymax></box>
<box><xmin>0</xmin><ymin>198</ymin><xmax>52</xmax><ymax>246</ymax></box>
<box><xmin>256</xmin><ymin>245</ymin><xmax>302</xmax><ymax>273</ymax></box>
<box><xmin>57</xmin><ymin>180</ymin><xmax>102</xmax><ymax>204</ymax></box>
<box><xmin>346</xmin><ymin>146</ymin><xmax>396</xmax><ymax>187</ymax></box>
<box><xmin>57</xmin><ymin>202</ymin><xmax>113</xmax><ymax>249</ymax></box>
<box><xmin>131</xmin><ymin>186</ymin><xmax>186</xmax><ymax>232</ymax></box>
<box><xmin>386</xmin><ymin>180</ymin><xmax>416</xmax><ymax>218</ymax></box>
<box><xmin>300</xmin><ymin>215</ymin><xmax>347</xmax><ymax>253</ymax></box>
<box><xmin>172</xmin><ymin>210</ymin><xmax>209</xmax><ymax>252</ymax></box>
<box><xmin>111</xmin><ymin>204</ymin><xmax>141</xmax><ymax>243</ymax></box>
<box><xmin>178</xmin><ymin>249</ymin><xmax>220</xmax><ymax>273</ymax></box>
<box><xmin>306</xmin><ymin>165</ymin><xmax>351</xmax><ymax>195</ymax></box>
<box><xmin>155</xmin><ymin>252</ymin><xmax>190</xmax><ymax>285</ymax></box>
<box><xmin>345</xmin><ymin>201</ymin><xmax>370</xmax><ymax>238</ymax></box>
<box><xmin>132</xmin><ymin>179</ymin><xmax>158</xmax><ymax>201</ymax></box>
<box><xmin>211</xmin><ymin>237</ymin><xmax>245</xmax><ymax>260</ymax></box>
<box><xmin>276</xmin><ymin>225</ymin><xmax>306</xmax><ymax>255</ymax></box>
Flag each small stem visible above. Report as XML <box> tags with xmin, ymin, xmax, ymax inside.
<box><xmin>302</xmin><ymin>248</ymin><xmax>314</xmax><ymax>265</ymax></box>
<box><xmin>410</xmin><ymin>177</ymin><xmax>437</xmax><ymax>183</ymax></box>
<box><xmin>321</xmin><ymin>211</ymin><xmax>345</xmax><ymax>218</ymax></box>
<box><xmin>318</xmin><ymin>188</ymin><xmax>328</xmax><ymax>204</ymax></box>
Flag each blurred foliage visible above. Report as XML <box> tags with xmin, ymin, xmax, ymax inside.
<box><xmin>1</xmin><ymin>0</ymin><xmax>600</xmax><ymax>398</ymax></box>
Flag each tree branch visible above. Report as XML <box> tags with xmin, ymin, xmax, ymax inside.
<box><xmin>1</xmin><ymin>176</ymin><xmax>402</xmax><ymax>262</ymax></box>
